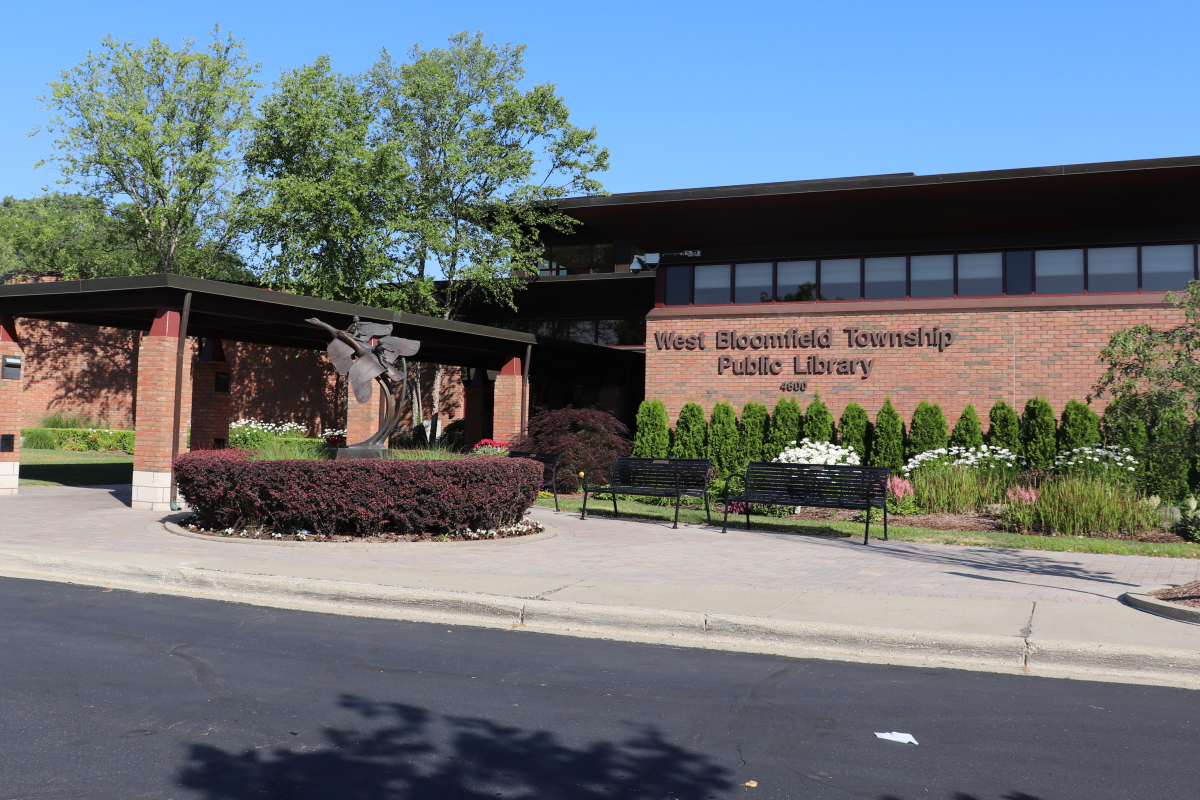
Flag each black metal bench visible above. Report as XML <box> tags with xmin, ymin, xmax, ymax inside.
<box><xmin>723</xmin><ymin>462</ymin><xmax>890</xmax><ymax>544</ymax></box>
<box><xmin>582</xmin><ymin>457</ymin><xmax>713</xmax><ymax>528</ymax></box>
<box><xmin>508</xmin><ymin>451</ymin><xmax>565</xmax><ymax>511</ymax></box>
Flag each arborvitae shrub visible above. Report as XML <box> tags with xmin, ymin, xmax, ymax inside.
<box><xmin>707</xmin><ymin>402</ymin><xmax>740</xmax><ymax>477</ymax></box>
<box><xmin>1020</xmin><ymin>397</ymin><xmax>1058</xmax><ymax>469</ymax></box>
<box><xmin>948</xmin><ymin>404</ymin><xmax>984</xmax><ymax>449</ymax></box>
<box><xmin>669</xmin><ymin>402</ymin><xmax>707</xmax><ymax>459</ymax></box>
<box><xmin>738</xmin><ymin>401</ymin><xmax>770</xmax><ymax>469</ymax></box>
<box><xmin>987</xmin><ymin>400</ymin><xmax>1020</xmax><ymax>451</ymax></box>
<box><xmin>907</xmin><ymin>401</ymin><xmax>948</xmax><ymax>457</ymax></box>
<box><xmin>632</xmin><ymin>398</ymin><xmax>669</xmax><ymax>458</ymax></box>
<box><xmin>1145</xmin><ymin>403</ymin><xmax>1191</xmax><ymax>503</ymax></box>
<box><xmin>1103</xmin><ymin>398</ymin><xmax>1149</xmax><ymax>485</ymax></box>
<box><xmin>1057</xmin><ymin>398</ymin><xmax>1102</xmax><ymax>453</ymax></box>
<box><xmin>838</xmin><ymin>403</ymin><xmax>869</xmax><ymax>462</ymax></box>
<box><xmin>804</xmin><ymin>392</ymin><xmax>835</xmax><ymax>443</ymax></box>
<box><xmin>870</xmin><ymin>396</ymin><xmax>905</xmax><ymax>470</ymax></box>
<box><xmin>765</xmin><ymin>397</ymin><xmax>802</xmax><ymax>460</ymax></box>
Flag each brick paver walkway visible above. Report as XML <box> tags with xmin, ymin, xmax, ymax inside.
<box><xmin>3</xmin><ymin>485</ymin><xmax>1198</xmax><ymax>604</ymax></box>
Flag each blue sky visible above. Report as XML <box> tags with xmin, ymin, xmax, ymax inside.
<box><xmin>3</xmin><ymin>0</ymin><xmax>1198</xmax><ymax>199</ymax></box>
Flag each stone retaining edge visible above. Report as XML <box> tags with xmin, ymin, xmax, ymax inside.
<box><xmin>1121</xmin><ymin>591</ymin><xmax>1200</xmax><ymax>625</ymax></box>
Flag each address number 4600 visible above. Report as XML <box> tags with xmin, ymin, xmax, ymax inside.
<box><xmin>780</xmin><ymin>381</ymin><xmax>808</xmax><ymax>392</ymax></box>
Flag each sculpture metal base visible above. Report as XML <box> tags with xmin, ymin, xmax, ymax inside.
<box><xmin>336</xmin><ymin>445</ymin><xmax>389</xmax><ymax>460</ymax></box>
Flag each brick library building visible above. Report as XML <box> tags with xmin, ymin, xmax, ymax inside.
<box><xmin>1</xmin><ymin>155</ymin><xmax>1197</xmax><ymax>501</ymax></box>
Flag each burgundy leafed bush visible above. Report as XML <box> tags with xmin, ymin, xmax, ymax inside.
<box><xmin>510</xmin><ymin>406</ymin><xmax>631</xmax><ymax>491</ymax></box>
<box><xmin>174</xmin><ymin>450</ymin><xmax>542</xmax><ymax>537</ymax></box>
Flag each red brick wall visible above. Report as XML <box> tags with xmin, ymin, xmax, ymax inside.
<box><xmin>645</xmin><ymin>297</ymin><xmax>1184</xmax><ymax>426</ymax></box>
<box><xmin>132</xmin><ymin>332</ymin><xmax>185</xmax><ymax>473</ymax></box>
<box><xmin>1</xmin><ymin>315</ymin><xmax>23</xmax><ymax>469</ymax></box>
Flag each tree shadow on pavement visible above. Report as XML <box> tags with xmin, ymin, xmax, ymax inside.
<box><xmin>178</xmin><ymin>694</ymin><xmax>732</xmax><ymax>799</ymax></box>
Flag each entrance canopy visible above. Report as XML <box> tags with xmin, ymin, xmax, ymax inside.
<box><xmin>0</xmin><ymin>273</ymin><xmax>642</xmax><ymax>378</ymax></box>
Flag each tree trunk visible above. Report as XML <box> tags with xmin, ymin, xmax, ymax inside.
<box><xmin>431</xmin><ymin>363</ymin><xmax>444</xmax><ymax>439</ymax></box>
<box><xmin>409</xmin><ymin>363</ymin><xmax>423</xmax><ymax>431</ymax></box>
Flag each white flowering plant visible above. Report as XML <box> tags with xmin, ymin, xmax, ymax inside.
<box><xmin>773</xmin><ymin>439</ymin><xmax>861</xmax><ymax>466</ymax></box>
<box><xmin>1053</xmin><ymin>445</ymin><xmax>1138</xmax><ymax>485</ymax></box>
<box><xmin>902</xmin><ymin>445</ymin><xmax>1020</xmax><ymax>476</ymax></box>
<box><xmin>229</xmin><ymin>418</ymin><xmax>310</xmax><ymax>449</ymax></box>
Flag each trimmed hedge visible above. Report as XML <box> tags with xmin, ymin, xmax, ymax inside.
<box><xmin>22</xmin><ymin>427</ymin><xmax>135</xmax><ymax>453</ymax></box>
<box><xmin>632</xmin><ymin>399</ymin><xmax>669</xmax><ymax>458</ymax></box>
<box><xmin>174</xmin><ymin>450</ymin><xmax>542</xmax><ymax>537</ymax></box>
<box><xmin>670</xmin><ymin>402</ymin><xmax>708</xmax><ymax>459</ymax></box>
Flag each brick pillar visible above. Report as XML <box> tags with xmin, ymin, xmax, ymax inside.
<box><xmin>190</xmin><ymin>339</ymin><xmax>231</xmax><ymax>449</ymax></box>
<box><xmin>132</xmin><ymin>308</ymin><xmax>186</xmax><ymax>511</ymax></box>
<box><xmin>492</xmin><ymin>356</ymin><xmax>524</xmax><ymax>445</ymax></box>
<box><xmin>345</xmin><ymin>381</ymin><xmax>383</xmax><ymax>446</ymax></box>
<box><xmin>463</xmin><ymin>368</ymin><xmax>485</xmax><ymax>448</ymax></box>
<box><xmin>0</xmin><ymin>314</ymin><xmax>23</xmax><ymax>495</ymax></box>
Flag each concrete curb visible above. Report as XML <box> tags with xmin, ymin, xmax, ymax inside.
<box><xmin>1122</xmin><ymin>591</ymin><xmax>1200</xmax><ymax>625</ymax></box>
<box><xmin>1</xmin><ymin>546</ymin><xmax>1197</xmax><ymax>689</ymax></box>
<box><xmin>161</xmin><ymin>521</ymin><xmax>558</xmax><ymax>548</ymax></box>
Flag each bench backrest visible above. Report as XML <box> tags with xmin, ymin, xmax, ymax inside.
<box><xmin>744</xmin><ymin>462</ymin><xmax>889</xmax><ymax>504</ymax></box>
<box><xmin>611</xmin><ymin>457</ymin><xmax>712</xmax><ymax>492</ymax></box>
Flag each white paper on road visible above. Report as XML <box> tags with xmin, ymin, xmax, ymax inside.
<box><xmin>874</xmin><ymin>731</ymin><xmax>918</xmax><ymax>745</ymax></box>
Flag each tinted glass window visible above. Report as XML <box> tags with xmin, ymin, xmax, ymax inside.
<box><xmin>958</xmin><ymin>252</ymin><xmax>1002</xmax><ymax>296</ymax></box>
<box><xmin>820</xmin><ymin>258</ymin><xmax>860</xmax><ymax>301</ymax></box>
<box><xmin>591</xmin><ymin>242</ymin><xmax>615</xmax><ymax>272</ymax></box>
<box><xmin>776</xmin><ymin>261</ymin><xmax>817</xmax><ymax>301</ymax></box>
<box><xmin>910</xmin><ymin>254</ymin><xmax>953</xmax><ymax>297</ymax></box>
<box><xmin>1006</xmin><ymin>251</ymin><xmax>1032</xmax><ymax>295</ymax></box>
<box><xmin>694</xmin><ymin>264</ymin><xmax>731</xmax><ymax>304</ymax></box>
<box><xmin>1035</xmin><ymin>249</ymin><xmax>1083</xmax><ymax>294</ymax></box>
<box><xmin>552</xmin><ymin>244</ymin><xmax>592</xmax><ymax>275</ymax></box>
<box><xmin>1142</xmin><ymin>244</ymin><xmax>1194</xmax><ymax>291</ymax></box>
<box><xmin>664</xmin><ymin>266</ymin><xmax>691</xmax><ymax>306</ymax></box>
<box><xmin>564</xmin><ymin>320</ymin><xmax>596</xmax><ymax>344</ymax></box>
<box><xmin>864</xmin><ymin>256</ymin><xmax>906</xmax><ymax>299</ymax></box>
<box><xmin>1087</xmin><ymin>247</ymin><xmax>1137</xmax><ymax>293</ymax></box>
<box><xmin>734</xmin><ymin>262</ymin><xmax>773</xmax><ymax>303</ymax></box>
<box><xmin>597</xmin><ymin>318</ymin><xmax>646</xmax><ymax>346</ymax></box>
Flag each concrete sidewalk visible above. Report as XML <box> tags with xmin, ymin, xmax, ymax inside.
<box><xmin>3</xmin><ymin>485</ymin><xmax>1200</xmax><ymax>688</ymax></box>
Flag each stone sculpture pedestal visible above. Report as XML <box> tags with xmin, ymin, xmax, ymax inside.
<box><xmin>336</xmin><ymin>446</ymin><xmax>389</xmax><ymax>460</ymax></box>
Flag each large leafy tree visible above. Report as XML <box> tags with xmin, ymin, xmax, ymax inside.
<box><xmin>34</xmin><ymin>27</ymin><xmax>259</xmax><ymax>275</ymax></box>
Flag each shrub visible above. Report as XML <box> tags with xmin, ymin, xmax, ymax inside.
<box><xmin>907</xmin><ymin>401</ymin><xmax>948</xmax><ymax>458</ymax></box>
<box><xmin>707</xmin><ymin>402</ymin><xmax>740</xmax><ymax>477</ymax></box>
<box><xmin>901</xmin><ymin>445</ymin><xmax>1020</xmax><ymax>513</ymax></box>
<box><xmin>1057</xmin><ymin>398</ymin><xmax>1101</xmax><ymax>452</ymax></box>
<box><xmin>632</xmin><ymin>399</ymin><xmax>669</xmax><ymax>458</ymax></box>
<box><xmin>803</xmin><ymin>392</ymin><xmax>834</xmax><ymax>443</ymax></box>
<box><xmin>1054</xmin><ymin>445</ymin><xmax>1138</xmax><ymax>485</ymax></box>
<box><xmin>738</xmin><ymin>401</ymin><xmax>770</xmax><ymax>469</ymax></box>
<box><xmin>1145</xmin><ymin>403</ymin><xmax>1190</xmax><ymax>503</ymax></box>
<box><xmin>670</xmin><ymin>402</ymin><xmax>707</xmax><ymax>459</ymax></box>
<box><xmin>838</xmin><ymin>403</ymin><xmax>869</xmax><ymax>462</ymax></box>
<box><xmin>229</xmin><ymin>418</ymin><xmax>309</xmax><ymax>449</ymax></box>
<box><xmin>24</xmin><ymin>427</ymin><xmax>136</xmax><ymax>453</ymax></box>
<box><xmin>1019</xmin><ymin>397</ymin><xmax>1057</xmax><ymax>469</ymax></box>
<box><xmin>949</xmin><ymin>404</ymin><xmax>984</xmax><ymax>449</ymax></box>
<box><xmin>1000</xmin><ymin>475</ymin><xmax>1159</xmax><ymax>537</ymax></box>
<box><xmin>774</xmin><ymin>438</ymin><xmax>860</xmax><ymax>465</ymax></box>
<box><xmin>22</xmin><ymin>428</ymin><xmax>57</xmax><ymax>449</ymax></box>
<box><xmin>41</xmin><ymin>411</ymin><xmax>97</xmax><ymax>429</ymax></box>
<box><xmin>870</xmin><ymin>397</ymin><xmax>905</xmax><ymax>470</ymax></box>
<box><xmin>902</xmin><ymin>444</ymin><xmax>1020</xmax><ymax>477</ymax></box>
<box><xmin>987</xmin><ymin>400</ymin><xmax>1020</xmax><ymax>450</ymax></box>
<box><xmin>511</xmin><ymin>406</ymin><xmax>631</xmax><ymax>492</ymax></box>
<box><xmin>764</xmin><ymin>397</ymin><xmax>802</xmax><ymax>461</ymax></box>
<box><xmin>1176</xmin><ymin>496</ymin><xmax>1200</xmax><ymax>542</ymax></box>
<box><xmin>886</xmin><ymin>476</ymin><xmax>920</xmax><ymax>515</ymax></box>
<box><xmin>174</xmin><ymin>450</ymin><xmax>542</xmax><ymax>537</ymax></box>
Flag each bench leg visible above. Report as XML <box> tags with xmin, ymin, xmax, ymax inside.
<box><xmin>704</xmin><ymin>492</ymin><xmax>711</xmax><ymax>526</ymax></box>
<box><xmin>863</xmin><ymin>508</ymin><xmax>870</xmax><ymax>545</ymax></box>
<box><xmin>722</xmin><ymin>502</ymin><xmax>729</xmax><ymax>533</ymax></box>
<box><xmin>884</xmin><ymin>504</ymin><xmax>888</xmax><ymax>541</ymax></box>
<box><xmin>581</xmin><ymin>490</ymin><xmax>588</xmax><ymax>520</ymax></box>
<box><xmin>746</xmin><ymin>504</ymin><xmax>751</xmax><ymax>531</ymax></box>
<box><xmin>673</xmin><ymin>495</ymin><xmax>681</xmax><ymax>529</ymax></box>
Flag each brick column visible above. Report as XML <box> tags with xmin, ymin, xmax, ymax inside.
<box><xmin>0</xmin><ymin>314</ymin><xmax>23</xmax><ymax>495</ymax></box>
<box><xmin>492</xmin><ymin>356</ymin><xmax>524</xmax><ymax>445</ymax></box>
<box><xmin>132</xmin><ymin>308</ymin><xmax>186</xmax><ymax>511</ymax></box>
<box><xmin>345</xmin><ymin>381</ymin><xmax>382</xmax><ymax>446</ymax></box>
<box><xmin>190</xmin><ymin>339</ymin><xmax>231</xmax><ymax>449</ymax></box>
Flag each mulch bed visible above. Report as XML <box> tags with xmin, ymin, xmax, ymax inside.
<box><xmin>1151</xmin><ymin>580</ymin><xmax>1200</xmax><ymax>609</ymax></box>
<box><xmin>178</xmin><ymin>516</ymin><xmax>545</xmax><ymax>543</ymax></box>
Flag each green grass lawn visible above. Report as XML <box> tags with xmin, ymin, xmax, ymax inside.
<box><xmin>18</xmin><ymin>450</ymin><xmax>134</xmax><ymax>486</ymax></box>
<box><xmin>537</xmin><ymin>497</ymin><xmax>1200</xmax><ymax>559</ymax></box>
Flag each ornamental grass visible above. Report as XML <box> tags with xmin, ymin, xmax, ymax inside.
<box><xmin>1000</xmin><ymin>476</ymin><xmax>1160</xmax><ymax>537</ymax></box>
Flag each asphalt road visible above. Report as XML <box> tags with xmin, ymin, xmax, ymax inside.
<box><xmin>0</xmin><ymin>577</ymin><xmax>1194</xmax><ymax>800</ymax></box>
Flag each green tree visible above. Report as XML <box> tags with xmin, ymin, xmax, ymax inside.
<box><xmin>803</xmin><ymin>392</ymin><xmax>834</xmax><ymax>443</ymax></box>
<box><xmin>838</xmin><ymin>402</ymin><xmax>869</xmax><ymax>462</ymax></box>
<box><xmin>870</xmin><ymin>396</ymin><xmax>905</xmax><ymax>469</ymax></box>
<box><xmin>632</xmin><ymin>398</ymin><xmax>669</xmax><ymax>458</ymax></box>
<box><xmin>987</xmin><ymin>399</ymin><xmax>1021</xmax><ymax>451</ymax></box>
<box><xmin>670</xmin><ymin>402</ymin><xmax>707</xmax><ymax>459</ymax></box>
<box><xmin>764</xmin><ymin>397</ymin><xmax>802</xmax><ymax>460</ymax></box>
<box><xmin>738</xmin><ymin>401</ymin><xmax>770</xmax><ymax>469</ymax></box>
<box><xmin>948</xmin><ymin>404</ymin><xmax>984</xmax><ymax>449</ymax></box>
<box><xmin>1020</xmin><ymin>397</ymin><xmax>1058</xmax><ymax>468</ymax></box>
<box><xmin>707</xmin><ymin>402</ymin><xmax>740</xmax><ymax>477</ymax></box>
<box><xmin>1103</xmin><ymin>398</ymin><xmax>1148</xmax><ymax>461</ymax></box>
<box><xmin>907</xmin><ymin>401</ymin><xmax>948</xmax><ymax>457</ymax></box>
<box><xmin>1057</xmin><ymin>398</ymin><xmax>1102</xmax><ymax>453</ymax></box>
<box><xmin>35</xmin><ymin>27</ymin><xmax>259</xmax><ymax>275</ymax></box>
<box><xmin>1145</xmin><ymin>404</ymin><xmax>1190</xmax><ymax>502</ymax></box>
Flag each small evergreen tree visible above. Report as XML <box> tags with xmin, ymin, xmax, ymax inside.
<box><xmin>870</xmin><ymin>396</ymin><xmax>905</xmax><ymax>470</ymax></box>
<box><xmin>948</xmin><ymin>404</ymin><xmax>984</xmax><ymax>449</ymax></box>
<box><xmin>1145</xmin><ymin>402</ymin><xmax>1191</xmax><ymax>503</ymax></box>
<box><xmin>738</xmin><ymin>401</ymin><xmax>770</xmax><ymax>470</ymax></box>
<box><xmin>987</xmin><ymin>399</ymin><xmax>1020</xmax><ymax>451</ymax></box>
<box><xmin>632</xmin><ymin>398</ymin><xmax>669</xmax><ymax>458</ymax></box>
<box><xmin>764</xmin><ymin>397</ymin><xmax>802</xmax><ymax>460</ymax></box>
<box><xmin>1057</xmin><ymin>398</ymin><xmax>1101</xmax><ymax>453</ymax></box>
<box><xmin>669</xmin><ymin>402</ymin><xmax>707</xmax><ymax>459</ymax></box>
<box><xmin>707</xmin><ymin>402</ymin><xmax>740</xmax><ymax>477</ymax></box>
<box><xmin>803</xmin><ymin>392</ymin><xmax>835</xmax><ymax>443</ymax></box>
<box><xmin>1020</xmin><ymin>397</ymin><xmax>1058</xmax><ymax>469</ymax></box>
<box><xmin>838</xmin><ymin>402</ymin><xmax>869</xmax><ymax>462</ymax></box>
<box><xmin>907</xmin><ymin>401</ymin><xmax>948</xmax><ymax>457</ymax></box>
<box><xmin>1103</xmin><ymin>398</ymin><xmax>1149</xmax><ymax>487</ymax></box>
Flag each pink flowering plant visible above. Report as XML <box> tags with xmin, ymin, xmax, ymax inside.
<box><xmin>886</xmin><ymin>475</ymin><xmax>920</xmax><ymax>515</ymax></box>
